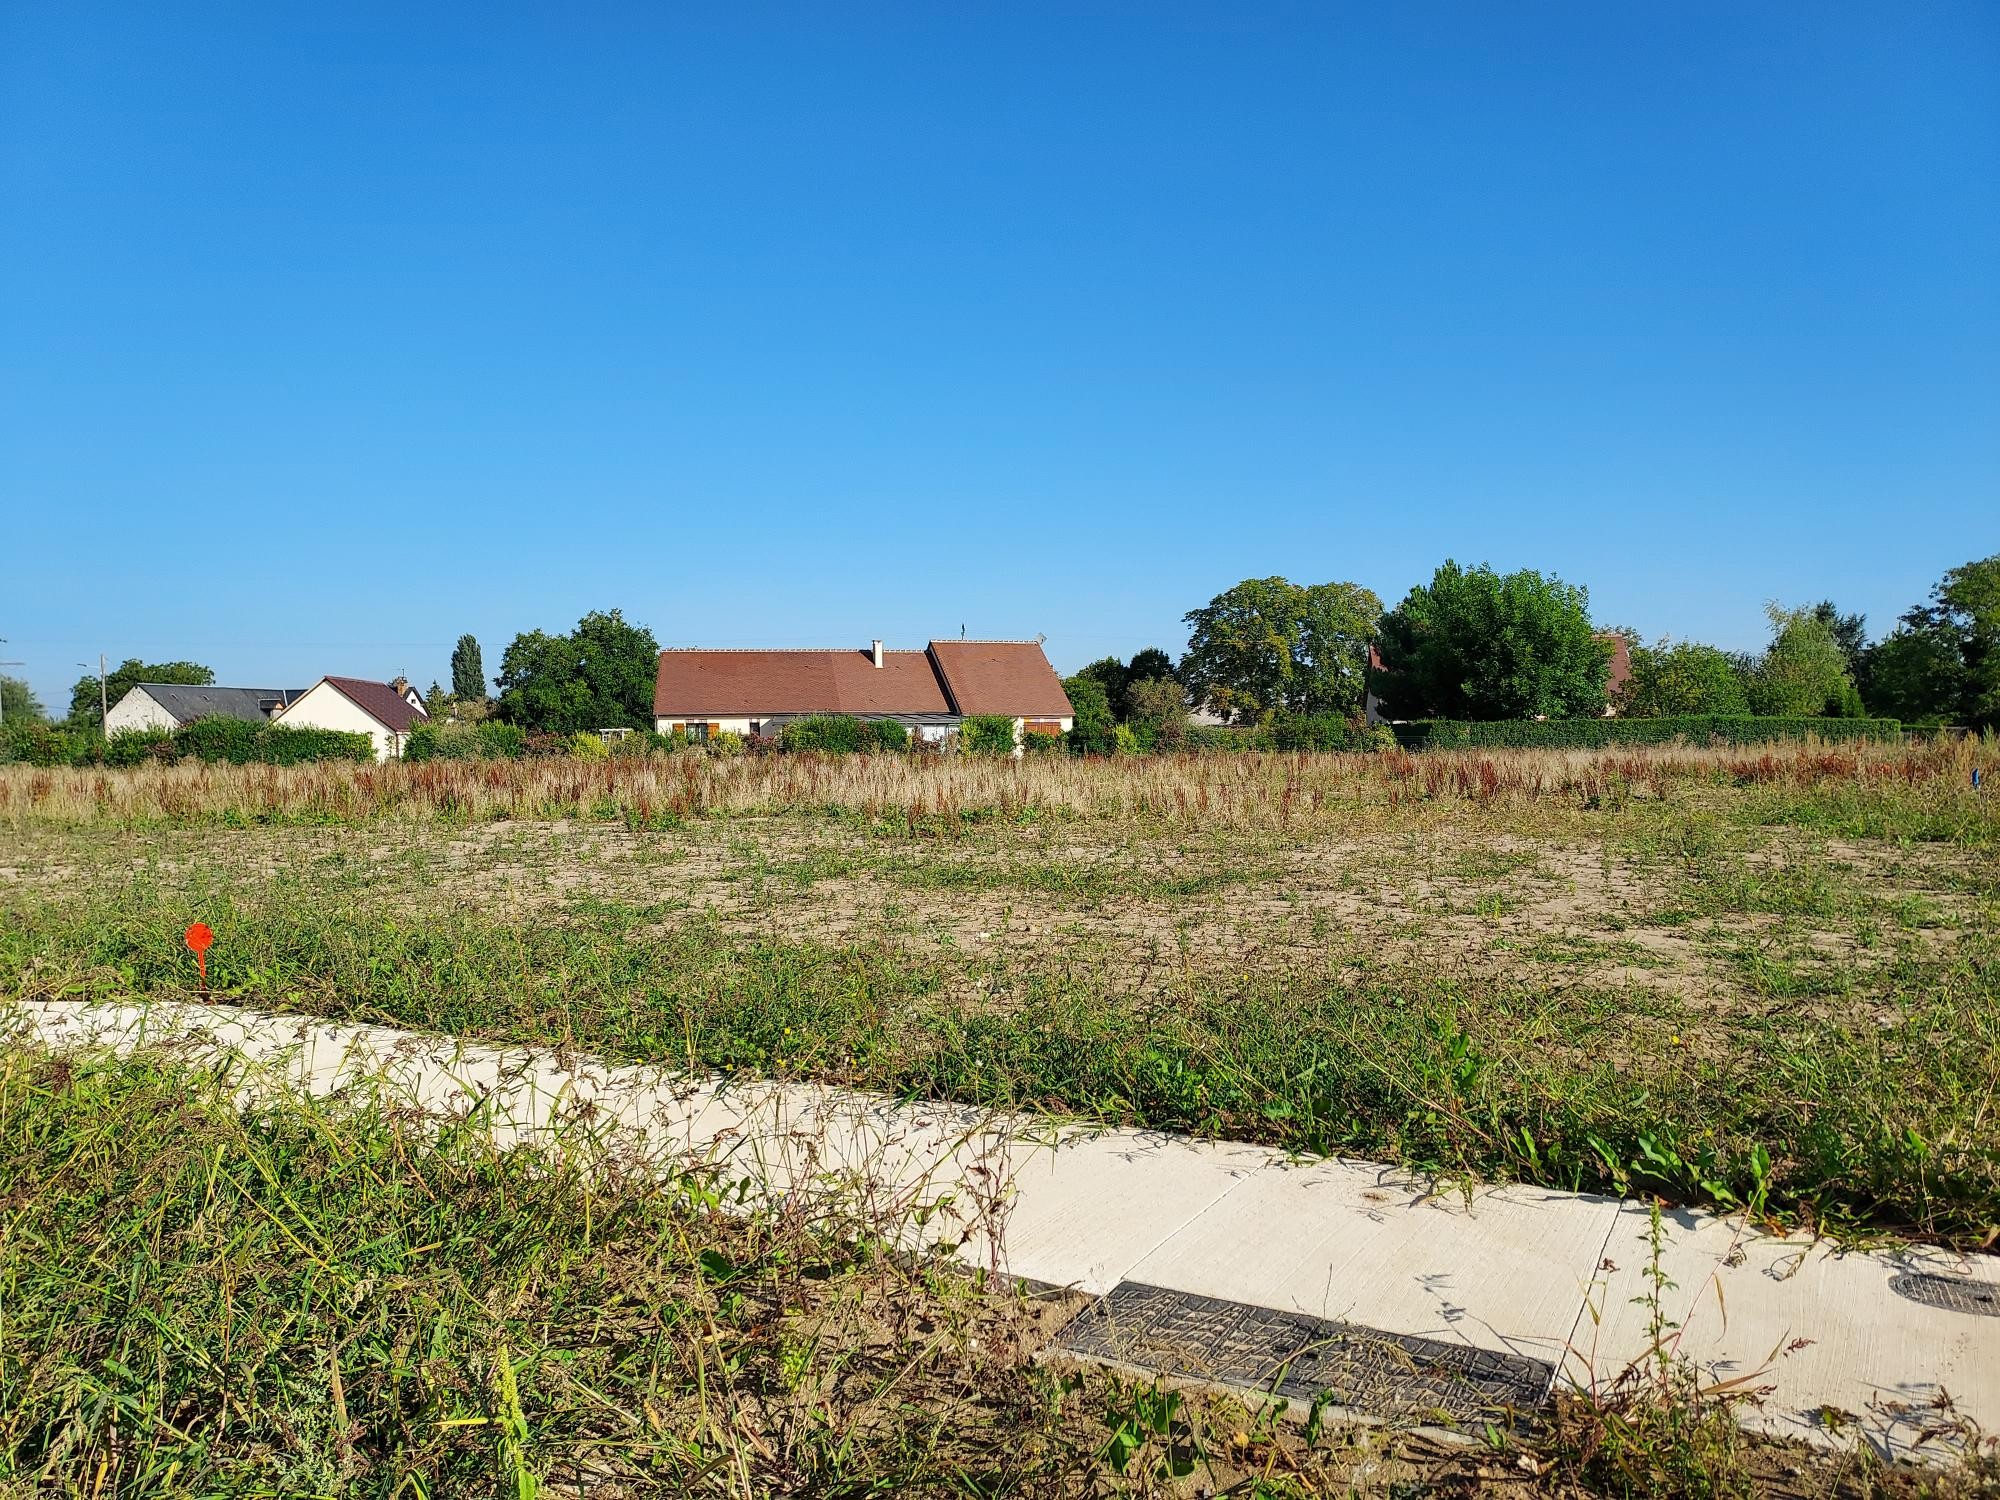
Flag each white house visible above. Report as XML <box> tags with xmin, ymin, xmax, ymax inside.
<box><xmin>653</xmin><ymin>639</ymin><xmax>1074</xmax><ymax>746</ymax></box>
<box><xmin>105</xmin><ymin>683</ymin><xmax>304</xmax><ymax>735</ymax></box>
<box><xmin>274</xmin><ymin>676</ymin><xmax>428</xmax><ymax>761</ymax></box>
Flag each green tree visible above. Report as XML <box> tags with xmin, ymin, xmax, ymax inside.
<box><xmin>1</xmin><ymin>676</ymin><xmax>46</xmax><ymax>724</ymax></box>
<box><xmin>1865</xmin><ymin>623</ymin><xmax>1964</xmax><ymax>724</ymax></box>
<box><xmin>1864</xmin><ymin>553</ymin><xmax>2000</xmax><ymax>728</ymax></box>
<box><xmin>1375</xmin><ymin>562</ymin><xmax>1610</xmax><ymax>720</ymax></box>
<box><xmin>1072</xmin><ymin>657</ymin><xmax>1130</xmax><ymax>716</ymax></box>
<box><xmin>1124</xmin><ymin>675</ymin><xmax>1191</xmax><ymax>751</ymax></box>
<box><xmin>1619</xmin><ymin>640</ymin><xmax>1751</xmax><ymax>717</ymax></box>
<box><xmin>1124</xmin><ymin>647</ymin><xmax>1176</xmax><ymax>691</ymax></box>
<box><xmin>450</xmin><ymin>634</ymin><xmax>486</xmax><ymax>701</ymax></box>
<box><xmin>494</xmin><ymin>610</ymin><xmax>660</xmax><ymax>733</ymax></box>
<box><xmin>1062</xmin><ymin>674</ymin><xmax>1116</xmax><ymax>755</ymax></box>
<box><xmin>69</xmin><ymin>659</ymin><xmax>212</xmax><ymax>725</ymax></box>
<box><xmin>1749</xmin><ymin>604</ymin><xmax>1859</xmax><ymax>716</ymax></box>
<box><xmin>1180</xmin><ymin>577</ymin><xmax>1381</xmax><ymax>723</ymax></box>
<box><xmin>1810</xmin><ymin>601</ymin><xmax>1869</xmax><ymax>682</ymax></box>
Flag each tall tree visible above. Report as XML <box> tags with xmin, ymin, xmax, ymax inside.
<box><xmin>495</xmin><ymin>610</ymin><xmax>660</xmax><ymax>733</ymax></box>
<box><xmin>1865</xmin><ymin>553</ymin><xmax>2000</xmax><ymax>728</ymax></box>
<box><xmin>1374</xmin><ymin>562</ymin><xmax>1609</xmax><ymax>720</ymax></box>
<box><xmin>1180</xmin><ymin>577</ymin><xmax>1381</xmax><ymax>723</ymax></box>
<box><xmin>1061</xmin><ymin>674</ymin><xmax>1116</xmax><ymax>755</ymax></box>
<box><xmin>1072</xmin><ymin>657</ymin><xmax>1130</xmax><ymax>717</ymax></box>
<box><xmin>69</xmin><ymin>659</ymin><xmax>212</xmax><ymax>725</ymax></box>
<box><xmin>1750</xmin><ymin>605</ymin><xmax>1861</xmax><ymax>716</ymax></box>
<box><xmin>1124</xmin><ymin>647</ymin><xmax>1176</xmax><ymax>689</ymax></box>
<box><xmin>450</xmin><ymin>634</ymin><xmax>486</xmax><ymax>701</ymax></box>
<box><xmin>1620</xmin><ymin>640</ymin><xmax>1751</xmax><ymax>716</ymax></box>
<box><xmin>1</xmin><ymin>676</ymin><xmax>46</xmax><ymax>724</ymax></box>
<box><xmin>1810</xmin><ymin>601</ymin><xmax>1868</xmax><ymax>680</ymax></box>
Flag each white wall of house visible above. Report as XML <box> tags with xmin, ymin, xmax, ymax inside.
<box><xmin>276</xmin><ymin>682</ymin><xmax>403</xmax><ymax>761</ymax></box>
<box><xmin>656</xmin><ymin>716</ymin><xmax>756</xmax><ymax>736</ymax></box>
<box><xmin>105</xmin><ymin>688</ymin><xmax>177</xmax><ymax>735</ymax></box>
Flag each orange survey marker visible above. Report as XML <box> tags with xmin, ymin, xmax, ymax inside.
<box><xmin>184</xmin><ymin>922</ymin><xmax>214</xmax><ymax>994</ymax></box>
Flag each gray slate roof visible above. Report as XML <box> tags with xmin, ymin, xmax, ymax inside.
<box><xmin>137</xmin><ymin>684</ymin><xmax>307</xmax><ymax>724</ymax></box>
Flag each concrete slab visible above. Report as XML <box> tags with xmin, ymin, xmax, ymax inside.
<box><xmin>968</xmin><ymin>1127</ymin><xmax>1273</xmax><ymax>1294</ymax></box>
<box><xmin>1570</xmin><ymin>1204</ymin><xmax>2000</xmax><ymax>1461</ymax></box>
<box><xmin>1122</xmin><ymin>1155</ymin><xmax>1621</xmax><ymax>1367</ymax></box>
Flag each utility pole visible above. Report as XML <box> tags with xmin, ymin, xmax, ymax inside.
<box><xmin>79</xmin><ymin>656</ymin><xmax>108</xmax><ymax>732</ymax></box>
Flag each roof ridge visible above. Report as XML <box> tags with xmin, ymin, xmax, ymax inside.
<box><xmin>658</xmin><ymin>646</ymin><xmax>927</xmax><ymax>655</ymax></box>
<box><xmin>928</xmin><ymin>638</ymin><xmax>1049</xmax><ymax>645</ymax></box>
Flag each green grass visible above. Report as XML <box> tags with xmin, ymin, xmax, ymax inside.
<box><xmin>0</xmin><ymin>1044</ymin><xmax>1091</xmax><ymax>1495</ymax></box>
<box><xmin>6</xmin><ymin>1046</ymin><xmax>1989</xmax><ymax>1500</ymax></box>
<box><xmin>5</xmin><ymin>850</ymin><xmax>1995</xmax><ymax>1246</ymax></box>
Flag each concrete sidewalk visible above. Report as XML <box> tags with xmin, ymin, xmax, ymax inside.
<box><xmin>8</xmin><ymin>998</ymin><xmax>1995</xmax><ymax>1463</ymax></box>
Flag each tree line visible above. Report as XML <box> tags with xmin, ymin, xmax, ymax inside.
<box><xmin>7</xmin><ymin>553</ymin><xmax>1991</xmax><ymax>747</ymax></box>
<box><xmin>1063</xmin><ymin>552</ymin><xmax>1999</xmax><ymax>751</ymax></box>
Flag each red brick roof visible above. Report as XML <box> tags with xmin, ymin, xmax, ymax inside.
<box><xmin>655</xmin><ymin>649</ymin><xmax>951</xmax><ymax>717</ymax></box>
<box><xmin>926</xmin><ymin>640</ymin><xmax>1074</xmax><ymax>717</ymax></box>
<box><xmin>320</xmin><ymin>676</ymin><xmax>428</xmax><ymax>733</ymax></box>
<box><xmin>653</xmin><ymin>641</ymin><xmax>1072</xmax><ymax>720</ymax></box>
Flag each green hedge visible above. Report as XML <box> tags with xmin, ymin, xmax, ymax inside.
<box><xmin>2</xmin><ymin>717</ymin><xmax>375</xmax><ymax>768</ymax></box>
<box><xmin>405</xmin><ymin>721</ymin><xmax>529</xmax><ymax>762</ymax></box>
<box><xmin>960</xmin><ymin>715</ymin><xmax>1018</xmax><ymax>756</ymax></box>
<box><xmin>1391</xmin><ymin>715</ymin><xmax>1903</xmax><ymax>750</ymax></box>
<box><xmin>773</xmin><ymin>716</ymin><xmax>909</xmax><ymax>753</ymax></box>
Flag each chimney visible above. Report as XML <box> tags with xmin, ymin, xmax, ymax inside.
<box><xmin>871</xmin><ymin>639</ymin><xmax>884</xmax><ymax>669</ymax></box>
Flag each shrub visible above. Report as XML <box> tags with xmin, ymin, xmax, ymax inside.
<box><xmin>1</xmin><ymin>723</ymin><xmax>102</xmax><ymax>767</ymax></box>
<box><xmin>1062</xmin><ymin>676</ymin><xmax>1116</xmax><ymax>756</ymax></box>
<box><xmin>1392</xmin><ymin>716</ymin><xmax>1902</xmax><ymax>750</ymax></box>
<box><xmin>104</xmin><ymin>729</ymin><xmax>177</xmax><ymax>767</ymax></box>
<box><xmin>1023</xmin><ymin>730</ymin><xmax>1062</xmax><ymax>756</ymax></box>
<box><xmin>960</xmin><ymin>715</ymin><xmax>1018</xmax><ymax>756</ymax></box>
<box><xmin>253</xmin><ymin>724</ymin><xmax>375</xmax><ymax>765</ymax></box>
<box><xmin>1270</xmin><ymin>712</ymin><xmax>1377</xmax><ymax>752</ymax></box>
<box><xmin>779</xmin><ymin>716</ymin><xmax>869</xmax><ymax>754</ymax></box>
<box><xmin>569</xmin><ymin>731</ymin><xmax>610</xmax><ymax>760</ymax></box>
<box><xmin>870</xmin><ymin>719</ymin><xmax>909</xmax><ymax>752</ymax></box>
<box><xmin>177</xmin><ymin>716</ymin><xmax>264</xmax><ymax>765</ymax></box>
<box><xmin>708</xmin><ymin>730</ymin><xmax>747</xmax><ymax>756</ymax></box>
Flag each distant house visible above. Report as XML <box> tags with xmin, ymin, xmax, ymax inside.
<box><xmin>105</xmin><ymin>683</ymin><xmax>305</xmax><ymax>735</ymax></box>
<box><xmin>654</xmin><ymin>639</ymin><xmax>1074</xmax><ymax>746</ymax></box>
<box><xmin>274</xmin><ymin>676</ymin><xmax>429</xmax><ymax>760</ymax></box>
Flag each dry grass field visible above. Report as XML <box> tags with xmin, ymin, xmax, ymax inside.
<box><xmin>3</xmin><ymin>740</ymin><xmax>1997</xmax><ymax>1494</ymax></box>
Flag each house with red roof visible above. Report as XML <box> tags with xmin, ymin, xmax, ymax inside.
<box><xmin>654</xmin><ymin>639</ymin><xmax>1073</xmax><ymax>747</ymax></box>
<box><xmin>274</xmin><ymin>675</ymin><xmax>429</xmax><ymax>760</ymax></box>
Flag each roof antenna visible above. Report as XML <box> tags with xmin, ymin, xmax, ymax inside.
<box><xmin>960</xmin><ymin>623</ymin><xmax>966</xmax><ymax>639</ymax></box>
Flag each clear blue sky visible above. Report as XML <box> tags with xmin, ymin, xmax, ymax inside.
<box><xmin>3</xmin><ymin>3</ymin><xmax>1995</xmax><ymax>710</ymax></box>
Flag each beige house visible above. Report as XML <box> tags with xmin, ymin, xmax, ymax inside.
<box><xmin>275</xmin><ymin>676</ymin><xmax>428</xmax><ymax>760</ymax></box>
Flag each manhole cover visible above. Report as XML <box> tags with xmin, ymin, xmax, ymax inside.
<box><xmin>1889</xmin><ymin>1272</ymin><xmax>2000</xmax><ymax>1317</ymax></box>
<box><xmin>1054</xmin><ymin>1281</ymin><xmax>1553</xmax><ymax>1427</ymax></box>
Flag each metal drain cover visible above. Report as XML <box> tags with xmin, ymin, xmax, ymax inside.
<box><xmin>1054</xmin><ymin>1281</ymin><xmax>1553</xmax><ymax>1427</ymax></box>
<box><xmin>1889</xmin><ymin>1272</ymin><xmax>2000</xmax><ymax>1318</ymax></box>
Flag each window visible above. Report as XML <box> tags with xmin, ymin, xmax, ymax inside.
<box><xmin>686</xmin><ymin>722</ymin><xmax>709</xmax><ymax>742</ymax></box>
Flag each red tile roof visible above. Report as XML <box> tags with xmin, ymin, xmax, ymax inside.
<box><xmin>926</xmin><ymin>640</ymin><xmax>1074</xmax><ymax>718</ymax></box>
<box><xmin>653</xmin><ymin>641</ymin><xmax>1073</xmax><ymax>720</ymax></box>
<box><xmin>655</xmin><ymin>649</ymin><xmax>951</xmax><ymax>717</ymax></box>
<box><xmin>321</xmin><ymin>675</ymin><xmax>428</xmax><ymax>733</ymax></box>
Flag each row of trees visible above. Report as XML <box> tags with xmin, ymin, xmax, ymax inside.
<box><xmin>9</xmin><ymin>553</ymin><xmax>1991</xmax><ymax>743</ymax></box>
<box><xmin>1090</xmin><ymin>552</ymin><xmax>1998</xmax><ymax>731</ymax></box>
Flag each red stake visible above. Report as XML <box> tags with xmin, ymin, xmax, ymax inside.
<box><xmin>184</xmin><ymin>922</ymin><xmax>214</xmax><ymax>994</ymax></box>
